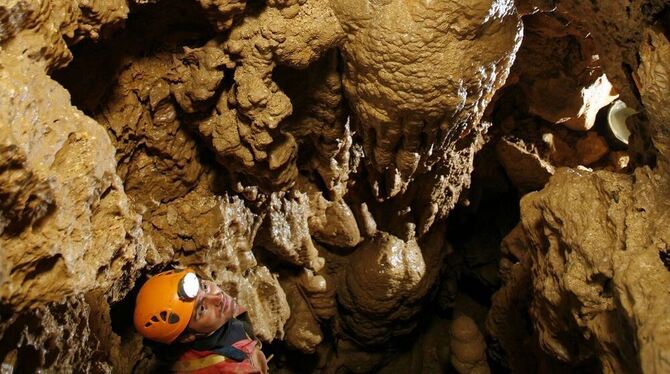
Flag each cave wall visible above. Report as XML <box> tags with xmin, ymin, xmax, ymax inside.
<box><xmin>1</xmin><ymin>0</ymin><xmax>669</xmax><ymax>372</ymax></box>
<box><xmin>487</xmin><ymin>1</ymin><xmax>670</xmax><ymax>373</ymax></box>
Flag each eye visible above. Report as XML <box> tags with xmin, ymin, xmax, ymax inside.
<box><xmin>199</xmin><ymin>304</ymin><xmax>206</xmax><ymax>315</ymax></box>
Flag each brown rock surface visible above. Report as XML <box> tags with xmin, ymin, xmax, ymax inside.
<box><xmin>495</xmin><ymin>135</ymin><xmax>555</xmax><ymax>192</ymax></box>
<box><xmin>450</xmin><ymin>315</ymin><xmax>490</xmax><ymax>374</ymax></box>
<box><xmin>332</xmin><ymin>0</ymin><xmax>522</xmax><ymax>235</ymax></box>
<box><xmin>2</xmin><ymin>0</ymin><xmax>670</xmax><ymax>372</ymax></box>
<box><xmin>256</xmin><ymin>192</ymin><xmax>323</xmax><ymax>271</ymax></box>
<box><xmin>279</xmin><ymin>270</ymin><xmax>328</xmax><ymax>353</ymax></box>
<box><xmin>553</xmin><ymin>0</ymin><xmax>668</xmax><ymax>109</ymax></box>
<box><xmin>488</xmin><ymin>26</ymin><xmax>670</xmax><ymax>374</ymax></box>
<box><xmin>0</xmin><ymin>0</ymin><xmax>128</xmax><ymax>71</ymax></box>
<box><xmin>512</xmin><ymin>12</ymin><xmax>618</xmax><ymax>131</ymax></box>
<box><xmin>193</xmin><ymin>0</ymin><xmax>345</xmax><ymax>190</ymax></box>
<box><xmin>0</xmin><ymin>53</ymin><xmax>146</xmax><ymax>309</ymax></box>
<box><xmin>0</xmin><ymin>43</ymin><xmax>146</xmax><ymax>370</ymax></box>
<box><xmin>336</xmin><ymin>226</ymin><xmax>447</xmax><ymax>346</ymax></box>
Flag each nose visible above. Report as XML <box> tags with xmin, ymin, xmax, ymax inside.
<box><xmin>203</xmin><ymin>292</ymin><xmax>223</xmax><ymax>307</ymax></box>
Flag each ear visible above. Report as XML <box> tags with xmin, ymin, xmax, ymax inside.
<box><xmin>178</xmin><ymin>334</ymin><xmax>196</xmax><ymax>343</ymax></box>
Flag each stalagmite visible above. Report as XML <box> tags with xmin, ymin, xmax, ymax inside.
<box><xmin>1</xmin><ymin>0</ymin><xmax>669</xmax><ymax>372</ymax></box>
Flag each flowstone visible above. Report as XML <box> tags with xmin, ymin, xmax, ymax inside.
<box><xmin>1</xmin><ymin>0</ymin><xmax>669</xmax><ymax>372</ymax></box>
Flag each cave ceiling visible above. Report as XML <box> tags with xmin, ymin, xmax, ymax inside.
<box><xmin>1</xmin><ymin>0</ymin><xmax>669</xmax><ymax>372</ymax></box>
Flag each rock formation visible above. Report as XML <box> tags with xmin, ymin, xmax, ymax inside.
<box><xmin>1</xmin><ymin>0</ymin><xmax>669</xmax><ymax>372</ymax></box>
<box><xmin>487</xmin><ymin>2</ymin><xmax>670</xmax><ymax>373</ymax></box>
<box><xmin>332</xmin><ymin>0</ymin><xmax>522</xmax><ymax>237</ymax></box>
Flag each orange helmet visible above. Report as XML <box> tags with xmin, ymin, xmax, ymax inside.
<box><xmin>133</xmin><ymin>269</ymin><xmax>200</xmax><ymax>344</ymax></box>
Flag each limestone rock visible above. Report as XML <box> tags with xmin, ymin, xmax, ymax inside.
<box><xmin>450</xmin><ymin>315</ymin><xmax>490</xmax><ymax>374</ymax></box>
<box><xmin>637</xmin><ymin>28</ymin><xmax>670</xmax><ymax>170</ymax></box>
<box><xmin>0</xmin><ymin>47</ymin><xmax>146</xmax><ymax>371</ymax></box>
<box><xmin>299</xmin><ymin>176</ymin><xmax>361</xmax><ymax>249</ymax></box>
<box><xmin>97</xmin><ymin>51</ymin><xmax>208</xmax><ymax>212</ymax></box>
<box><xmin>196</xmin><ymin>0</ymin><xmax>345</xmax><ymax>190</ymax></box>
<box><xmin>495</xmin><ymin>136</ymin><xmax>554</xmax><ymax>192</ymax></box>
<box><xmin>513</xmin><ymin>13</ymin><xmax>618</xmax><ymax>131</ymax></box>
<box><xmin>4</xmin><ymin>0</ymin><xmax>670</xmax><ymax>371</ymax></box>
<box><xmin>0</xmin><ymin>295</ymin><xmax>113</xmax><ymax>372</ymax></box>
<box><xmin>485</xmin><ymin>224</ymin><xmax>536</xmax><ymax>373</ymax></box>
<box><xmin>553</xmin><ymin>0</ymin><xmax>668</xmax><ymax>108</ymax></box>
<box><xmin>279</xmin><ymin>270</ymin><xmax>328</xmax><ymax>353</ymax></box>
<box><xmin>275</xmin><ymin>51</ymin><xmax>354</xmax><ymax>201</ymax></box>
<box><xmin>488</xmin><ymin>12</ymin><xmax>670</xmax><ymax>374</ymax></box>
<box><xmin>494</xmin><ymin>115</ymin><xmax>625</xmax><ymax>194</ymax></box>
<box><xmin>257</xmin><ymin>192</ymin><xmax>324</xmax><ymax>271</ymax></box>
<box><xmin>332</xmin><ymin>0</ymin><xmax>522</xmax><ymax>234</ymax></box>
<box><xmin>575</xmin><ymin>131</ymin><xmax>609</xmax><ymax>166</ymax></box>
<box><xmin>0</xmin><ymin>53</ymin><xmax>146</xmax><ymax>310</ymax></box>
<box><xmin>336</xmin><ymin>226</ymin><xmax>446</xmax><ymax>346</ymax></box>
<box><xmin>0</xmin><ymin>0</ymin><xmax>129</xmax><ymax>70</ymax></box>
<box><xmin>491</xmin><ymin>39</ymin><xmax>670</xmax><ymax>364</ymax></box>
<box><xmin>147</xmin><ymin>186</ymin><xmax>260</xmax><ymax>270</ymax></box>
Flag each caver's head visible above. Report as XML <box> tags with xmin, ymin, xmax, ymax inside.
<box><xmin>133</xmin><ymin>269</ymin><xmax>239</xmax><ymax>344</ymax></box>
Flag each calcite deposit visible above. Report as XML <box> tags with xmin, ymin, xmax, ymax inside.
<box><xmin>1</xmin><ymin>0</ymin><xmax>669</xmax><ymax>372</ymax></box>
<box><xmin>487</xmin><ymin>3</ymin><xmax>670</xmax><ymax>373</ymax></box>
<box><xmin>511</xmin><ymin>12</ymin><xmax>618</xmax><ymax>132</ymax></box>
<box><xmin>333</xmin><ymin>0</ymin><xmax>522</xmax><ymax>237</ymax></box>
<box><xmin>0</xmin><ymin>32</ymin><xmax>147</xmax><ymax>372</ymax></box>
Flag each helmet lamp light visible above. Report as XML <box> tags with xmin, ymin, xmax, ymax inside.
<box><xmin>178</xmin><ymin>272</ymin><xmax>199</xmax><ymax>300</ymax></box>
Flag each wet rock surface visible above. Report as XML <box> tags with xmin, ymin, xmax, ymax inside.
<box><xmin>1</xmin><ymin>0</ymin><xmax>670</xmax><ymax>372</ymax></box>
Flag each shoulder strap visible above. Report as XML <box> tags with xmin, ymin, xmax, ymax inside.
<box><xmin>172</xmin><ymin>354</ymin><xmax>227</xmax><ymax>372</ymax></box>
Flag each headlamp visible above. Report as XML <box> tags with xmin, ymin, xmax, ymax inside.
<box><xmin>607</xmin><ymin>100</ymin><xmax>635</xmax><ymax>145</ymax></box>
<box><xmin>178</xmin><ymin>272</ymin><xmax>199</xmax><ymax>300</ymax></box>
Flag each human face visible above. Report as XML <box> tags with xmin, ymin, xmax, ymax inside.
<box><xmin>187</xmin><ymin>279</ymin><xmax>237</xmax><ymax>335</ymax></box>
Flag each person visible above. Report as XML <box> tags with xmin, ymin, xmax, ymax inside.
<box><xmin>133</xmin><ymin>268</ymin><xmax>269</xmax><ymax>373</ymax></box>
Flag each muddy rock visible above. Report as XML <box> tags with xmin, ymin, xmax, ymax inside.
<box><xmin>0</xmin><ymin>0</ymin><xmax>128</xmax><ymax>71</ymax></box>
<box><xmin>495</xmin><ymin>136</ymin><xmax>554</xmax><ymax>192</ymax></box>
<box><xmin>553</xmin><ymin>0</ymin><xmax>668</xmax><ymax>109</ymax></box>
<box><xmin>332</xmin><ymin>0</ymin><xmax>522</xmax><ymax>235</ymax></box>
<box><xmin>279</xmin><ymin>270</ymin><xmax>329</xmax><ymax>353</ymax></box>
<box><xmin>450</xmin><ymin>315</ymin><xmax>490</xmax><ymax>374</ymax></box>
<box><xmin>276</xmin><ymin>51</ymin><xmax>354</xmax><ymax>201</ymax></box>
<box><xmin>257</xmin><ymin>192</ymin><xmax>324</xmax><ymax>271</ymax></box>
<box><xmin>196</xmin><ymin>0</ymin><xmax>345</xmax><ymax>190</ymax></box>
<box><xmin>299</xmin><ymin>176</ymin><xmax>361</xmax><ymax>249</ymax></box>
<box><xmin>97</xmin><ymin>51</ymin><xmax>207</xmax><ymax>212</ymax></box>
<box><xmin>513</xmin><ymin>13</ymin><xmax>618</xmax><ymax>131</ymax></box>
<box><xmin>0</xmin><ymin>53</ymin><xmax>146</xmax><ymax>310</ymax></box>
<box><xmin>336</xmin><ymin>226</ymin><xmax>446</xmax><ymax>346</ymax></box>
<box><xmin>0</xmin><ymin>295</ymin><xmax>113</xmax><ymax>372</ymax></box>
<box><xmin>3</xmin><ymin>0</ymin><xmax>670</xmax><ymax>371</ymax></box>
<box><xmin>0</xmin><ymin>51</ymin><xmax>147</xmax><ymax>370</ymax></box>
<box><xmin>575</xmin><ymin>131</ymin><xmax>610</xmax><ymax>166</ymax></box>
<box><xmin>489</xmin><ymin>29</ymin><xmax>670</xmax><ymax>372</ymax></box>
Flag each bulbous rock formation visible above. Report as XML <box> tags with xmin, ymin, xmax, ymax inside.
<box><xmin>450</xmin><ymin>315</ymin><xmax>490</xmax><ymax>374</ymax></box>
<box><xmin>197</xmin><ymin>0</ymin><xmax>345</xmax><ymax>190</ymax></box>
<box><xmin>332</xmin><ymin>0</ymin><xmax>522</xmax><ymax>236</ymax></box>
<box><xmin>337</xmin><ymin>232</ymin><xmax>426</xmax><ymax>345</ymax></box>
<box><xmin>2</xmin><ymin>0</ymin><xmax>670</xmax><ymax>372</ymax></box>
<box><xmin>336</xmin><ymin>227</ymin><xmax>446</xmax><ymax>346</ymax></box>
